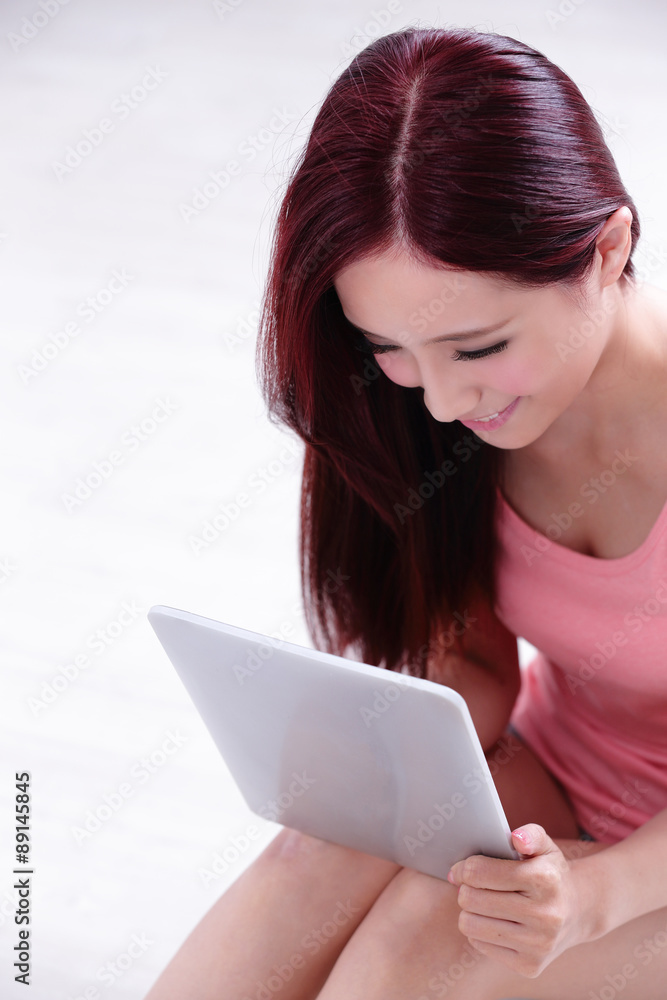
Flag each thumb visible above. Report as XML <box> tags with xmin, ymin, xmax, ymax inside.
<box><xmin>511</xmin><ymin>823</ymin><xmax>557</xmax><ymax>859</ymax></box>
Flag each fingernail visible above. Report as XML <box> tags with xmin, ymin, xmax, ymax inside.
<box><xmin>447</xmin><ymin>869</ymin><xmax>455</xmax><ymax>883</ymax></box>
<box><xmin>512</xmin><ymin>829</ymin><xmax>528</xmax><ymax>844</ymax></box>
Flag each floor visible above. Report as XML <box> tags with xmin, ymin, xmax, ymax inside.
<box><xmin>1</xmin><ymin>0</ymin><xmax>665</xmax><ymax>997</ymax></box>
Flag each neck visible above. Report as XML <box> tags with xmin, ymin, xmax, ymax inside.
<box><xmin>521</xmin><ymin>279</ymin><xmax>667</xmax><ymax>467</ymax></box>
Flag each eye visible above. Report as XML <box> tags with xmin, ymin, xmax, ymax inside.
<box><xmin>353</xmin><ymin>337</ymin><xmax>398</xmax><ymax>356</ymax></box>
<box><xmin>451</xmin><ymin>341</ymin><xmax>509</xmax><ymax>361</ymax></box>
<box><xmin>354</xmin><ymin>335</ymin><xmax>509</xmax><ymax>361</ymax></box>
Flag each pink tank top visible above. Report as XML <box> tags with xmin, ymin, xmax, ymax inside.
<box><xmin>493</xmin><ymin>482</ymin><xmax>667</xmax><ymax>843</ymax></box>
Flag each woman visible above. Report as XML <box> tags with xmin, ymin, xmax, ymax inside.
<box><xmin>145</xmin><ymin>25</ymin><xmax>667</xmax><ymax>999</ymax></box>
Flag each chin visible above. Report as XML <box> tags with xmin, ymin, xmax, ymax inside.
<box><xmin>477</xmin><ymin>425</ymin><xmax>541</xmax><ymax>451</ymax></box>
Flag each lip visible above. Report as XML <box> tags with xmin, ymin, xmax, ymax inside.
<box><xmin>458</xmin><ymin>396</ymin><xmax>521</xmax><ymax>431</ymax></box>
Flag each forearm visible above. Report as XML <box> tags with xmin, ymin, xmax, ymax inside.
<box><xmin>427</xmin><ymin>653</ymin><xmax>517</xmax><ymax>753</ymax></box>
<box><xmin>577</xmin><ymin>806</ymin><xmax>667</xmax><ymax>940</ymax></box>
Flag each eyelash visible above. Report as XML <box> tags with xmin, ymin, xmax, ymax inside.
<box><xmin>354</xmin><ymin>337</ymin><xmax>509</xmax><ymax>361</ymax></box>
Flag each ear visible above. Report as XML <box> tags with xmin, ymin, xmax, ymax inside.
<box><xmin>594</xmin><ymin>205</ymin><xmax>634</xmax><ymax>290</ymax></box>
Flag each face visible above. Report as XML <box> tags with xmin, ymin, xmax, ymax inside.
<box><xmin>333</xmin><ymin>249</ymin><xmax>611</xmax><ymax>451</ymax></box>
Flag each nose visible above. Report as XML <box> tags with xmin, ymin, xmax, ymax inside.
<box><xmin>422</xmin><ymin>377</ymin><xmax>480</xmax><ymax>424</ymax></box>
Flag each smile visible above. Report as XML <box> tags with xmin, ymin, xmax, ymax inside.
<box><xmin>458</xmin><ymin>397</ymin><xmax>521</xmax><ymax>431</ymax></box>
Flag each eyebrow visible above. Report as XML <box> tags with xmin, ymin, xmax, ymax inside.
<box><xmin>347</xmin><ymin>318</ymin><xmax>511</xmax><ymax>345</ymax></box>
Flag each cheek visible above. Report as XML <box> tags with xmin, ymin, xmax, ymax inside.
<box><xmin>495</xmin><ymin>358</ymin><xmax>555</xmax><ymax>397</ymax></box>
<box><xmin>373</xmin><ymin>355</ymin><xmax>421</xmax><ymax>388</ymax></box>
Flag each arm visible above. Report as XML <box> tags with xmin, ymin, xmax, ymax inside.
<box><xmin>445</xmin><ymin>807</ymin><xmax>667</xmax><ymax>978</ymax></box>
<box><xmin>428</xmin><ymin>652</ymin><xmax>519</xmax><ymax>753</ymax></box>
<box><xmin>426</xmin><ymin>588</ymin><xmax>521</xmax><ymax>753</ymax></box>
<box><xmin>576</xmin><ymin>806</ymin><xmax>667</xmax><ymax>940</ymax></box>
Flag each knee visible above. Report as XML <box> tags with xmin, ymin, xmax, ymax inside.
<box><xmin>263</xmin><ymin>827</ymin><xmax>331</xmax><ymax>863</ymax></box>
<box><xmin>262</xmin><ymin>827</ymin><xmax>399</xmax><ymax>876</ymax></box>
<box><xmin>373</xmin><ymin>864</ymin><xmax>461</xmax><ymax>934</ymax></box>
<box><xmin>365</xmin><ymin>867</ymin><xmax>489</xmax><ymax>979</ymax></box>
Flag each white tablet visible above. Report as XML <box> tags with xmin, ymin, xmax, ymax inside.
<box><xmin>148</xmin><ymin>604</ymin><xmax>519</xmax><ymax>880</ymax></box>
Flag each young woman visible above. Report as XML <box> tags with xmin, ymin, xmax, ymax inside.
<box><xmin>145</xmin><ymin>25</ymin><xmax>667</xmax><ymax>999</ymax></box>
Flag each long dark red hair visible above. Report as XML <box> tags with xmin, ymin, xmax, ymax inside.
<box><xmin>255</xmin><ymin>25</ymin><xmax>640</xmax><ymax>678</ymax></box>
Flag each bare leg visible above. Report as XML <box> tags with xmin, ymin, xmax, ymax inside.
<box><xmin>315</xmin><ymin>843</ymin><xmax>667</xmax><ymax>999</ymax></box>
<box><xmin>484</xmin><ymin>728</ymin><xmax>580</xmax><ymax>839</ymax></box>
<box><xmin>142</xmin><ymin>828</ymin><xmax>402</xmax><ymax>1000</ymax></box>
<box><xmin>143</xmin><ymin>729</ymin><xmax>581</xmax><ymax>999</ymax></box>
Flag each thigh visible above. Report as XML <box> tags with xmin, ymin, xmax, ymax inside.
<box><xmin>144</xmin><ymin>828</ymin><xmax>403</xmax><ymax>1000</ymax></box>
<box><xmin>514</xmin><ymin>899</ymin><xmax>667</xmax><ymax>999</ymax></box>
<box><xmin>317</xmin><ymin>852</ymin><xmax>667</xmax><ymax>1000</ymax></box>
<box><xmin>486</xmin><ymin>727</ymin><xmax>581</xmax><ymax>840</ymax></box>
<box><xmin>290</xmin><ymin>725</ymin><xmax>580</xmax><ymax>996</ymax></box>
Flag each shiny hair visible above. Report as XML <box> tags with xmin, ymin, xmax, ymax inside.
<box><xmin>255</xmin><ymin>25</ymin><xmax>640</xmax><ymax>677</ymax></box>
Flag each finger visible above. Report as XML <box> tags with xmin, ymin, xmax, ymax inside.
<box><xmin>458</xmin><ymin>909</ymin><xmax>526</xmax><ymax>950</ymax></box>
<box><xmin>456</xmin><ymin>884</ymin><xmax>534</xmax><ymax>923</ymax></box>
<box><xmin>448</xmin><ymin>854</ymin><xmax>537</xmax><ymax>891</ymax></box>
<box><xmin>512</xmin><ymin>823</ymin><xmax>562</xmax><ymax>860</ymax></box>
<box><xmin>465</xmin><ymin>937</ymin><xmax>528</xmax><ymax>975</ymax></box>
<box><xmin>448</xmin><ymin>824</ymin><xmax>567</xmax><ymax>888</ymax></box>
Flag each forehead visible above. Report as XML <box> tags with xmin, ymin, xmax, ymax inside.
<box><xmin>333</xmin><ymin>252</ymin><xmax>534</xmax><ymax>333</ymax></box>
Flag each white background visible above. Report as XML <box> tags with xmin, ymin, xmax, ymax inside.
<box><xmin>1</xmin><ymin>0</ymin><xmax>665</xmax><ymax>997</ymax></box>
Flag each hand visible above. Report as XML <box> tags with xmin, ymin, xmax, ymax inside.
<box><xmin>446</xmin><ymin>823</ymin><xmax>591</xmax><ymax>978</ymax></box>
